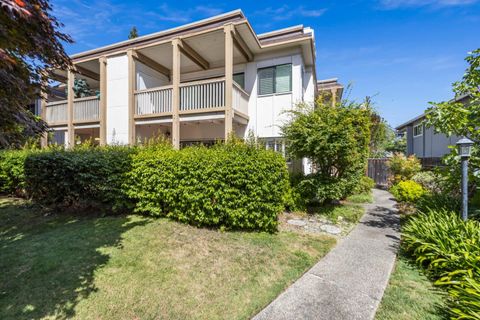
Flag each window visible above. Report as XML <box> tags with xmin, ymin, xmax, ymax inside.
<box><xmin>413</xmin><ymin>124</ymin><xmax>423</xmax><ymax>137</ymax></box>
<box><xmin>233</xmin><ymin>73</ymin><xmax>245</xmax><ymax>89</ymax></box>
<box><xmin>258</xmin><ymin>64</ymin><xmax>292</xmax><ymax>95</ymax></box>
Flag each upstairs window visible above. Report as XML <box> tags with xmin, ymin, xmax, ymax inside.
<box><xmin>413</xmin><ymin>124</ymin><xmax>423</xmax><ymax>137</ymax></box>
<box><xmin>233</xmin><ymin>73</ymin><xmax>245</xmax><ymax>89</ymax></box>
<box><xmin>258</xmin><ymin>64</ymin><xmax>292</xmax><ymax>95</ymax></box>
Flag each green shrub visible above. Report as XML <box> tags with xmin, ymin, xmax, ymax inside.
<box><xmin>126</xmin><ymin>143</ymin><xmax>289</xmax><ymax>232</ymax></box>
<box><xmin>387</xmin><ymin>153</ymin><xmax>421</xmax><ymax>185</ymax></box>
<box><xmin>24</xmin><ymin>146</ymin><xmax>135</xmax><ymax>212</ymax></box>
<box><xmin>416</xmin><ymin>192</ymin><xmax>461</xmax><ymax>213</ymax></box>
<box><xmin>0</xmin><ymin>149</ymin><xmax>41</xmax><ymax>196</ymax></box>
<box><xmin>355</xmin><ymin>176</ymin><xmax>375</xmax><ymax>194</ymax></box>
<box><xmin>390</xmin><ymin>180</ymin><xmax>426</xmax><ymax>203</ymax></box>
<box><xmin>403</xmin><ymin>209</ymin><xmax>480</xmax><ymax>319</ymax></box>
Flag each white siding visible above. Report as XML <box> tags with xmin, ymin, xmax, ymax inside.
<box><xmin>136</xmin><ymin>62</ymin><xmax>169</xmax><ymax>90</ymax></box>
<box><xmin>106</xmin><ymin>54</ymin><xmax>129</xmax><ymax>144</ymax></box>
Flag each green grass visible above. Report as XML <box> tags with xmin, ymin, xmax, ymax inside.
<box><xmin>0</xmin><ymin>197</ymin><xmax>335</xmax><ymax>320</ymax></box>
<box><xmin>346</xmin><ymin>192</ymin><xmax>373</xmax><ymax>204</ymax></box>
<box><xmin>313</xmin><ymin>203</ymin><xmax>365</xmax><ymax>223</ymax></box>
<box><xmin>375</xmin><ymin>255</ymin><xmax>448</xmax><ymax>320</ymax></box>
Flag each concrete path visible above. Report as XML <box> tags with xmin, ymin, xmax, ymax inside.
<box><xmin>253</xmin><ymin>189</ymin><xmax>400</xmax><ymax>320</ymax></box>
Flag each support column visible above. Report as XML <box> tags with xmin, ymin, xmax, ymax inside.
<box><xmin>331</xmin><ymin>88</ymin><xmax>337</xmax><ymax>107</ymax></box>
<box><xmin>40</xmin><ymin>86</ymin><xmax>48</xmax><ymax>147</ymax></box>
<box><xmin>99</xmin><ymin>56</ymin><xmax>107</xmax><ymax>146</ymax></box>
<box><xmin>224</xmin><ymin>24</ymin><xmax>234</xmax><ymax>140</ymax></box>
<box><xmin>171</xmin><ymin>39</ymin><xmax>181</xmax><ymax>149</ymax></box>
<box><xmin>127</xmin><ymin>50</ymin><xmax>136</xmax><ymax>145</ymax></box>
<box><xmin>67</xmin><ymin>69</ymin><xmax>75</xmax><ymax>148</ymax></box>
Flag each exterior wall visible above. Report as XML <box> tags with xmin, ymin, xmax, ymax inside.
<box><xmin>136</xmin><ymin>62</ymin><xmax>169</xmax><ymax>90</ymax></box>
<box><xmin>106</xmin><ymin>54</ymin><xmax>130</xmax><ymax>144</ymax></box>
<box><xmin>180</xmin><ymin>122</ymin><xmax>225</xmax><ymax>141</ymax></box>
<box><xmin>136</xmin><ymin>124</ymin><xmax>170</xmax><ymax>142</ymax></box>
<box><xmin>405</xmin><ymin>120</ymin><xmax>460</xmax><ymax>160</ymax></box>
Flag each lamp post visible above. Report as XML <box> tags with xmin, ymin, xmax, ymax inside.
<box><xmin>457</xmin><ymin>137</ymin><xmax>474</xmax><ymax>221</ymax></box>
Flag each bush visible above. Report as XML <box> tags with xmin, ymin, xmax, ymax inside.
<box><xmin>403</xmin><ymin>209</ymin><xmax>480</xmax><ymax>319</ymax></box>
<box><xmin>387</xmin><ymin>153</ymin><xmax>421</xmax><ymax>185</ymax></box>
<box><xmin>25</xmin><ymin>146</ymin><xmax>135</xmax><ymax>212</ymax></box>
<box><xmin>355</xmin><ymin>176</ymin><xmax>375</xmax><ymax>194</ymax></box>
<box><xmin>126</xmin><ymin>142</ymin><xmax>289</xmax><ymax>232</ymax></box>
<box><xmin>390</xmin><ymin>180</ymin><xmax>426</xmax><ymax>203</ymax></box>
<box><xmin>412</xmin><ymin>170</ymin><xmax>447</xmax><ymax>194</ymax></box>
<box><xmin>0</xmin><ymin>149</ymin><xmax>29</xmax><ymax>196</ymax></box>
<box><xmin>281</xmin><ymin>101</ymin><xmax>372</xmax><ymax>204</ymax></box>
<box><xmin>416</xmin><ymin>192</ymin><xmax>461</xmax><ymax>213</ymax></box>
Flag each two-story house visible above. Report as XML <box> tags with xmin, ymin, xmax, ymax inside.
<box><xmin>39</xmin><ymin>10</ymin><xmax>319</xmax><ymax>171</ymax></box>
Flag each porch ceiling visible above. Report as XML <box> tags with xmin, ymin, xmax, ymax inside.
<box><xmin>137</xmin><ymin>28</ymin><xmax>248</xmax><ymax>74</ymax></box>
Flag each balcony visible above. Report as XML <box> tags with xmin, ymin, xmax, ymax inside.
<box><xmin>134</xmin><ymin>77</ymin><xmax>249</xmax><ymax>118</ymax></box>
<box><xmin>45</xmin><ymin>96</ymin><xmax>100</xmax><ymax>125</ymax></box>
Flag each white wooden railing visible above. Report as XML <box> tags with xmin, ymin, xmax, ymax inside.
<box><xmin>232</xmin><ymin>82</ymin><xmax>249</xmax><ymax>115</ymax></box>
<box><xmin>180</xmin><ymin>78</ymin><xmax>225</xmax><ymax>111</ymax></box>
<box><xmin>135</xmin><ymin>87</ymin><xmax>173</xmax><ymax>115</ymax></box>
<box><xmin>45</xmin><ymin>101</ymin><xmax>67</xmax><ymax>123</ymax></box>
<box><xmin>74</xmin><ymin>96</ymin><xmax>100</xmax><ymax>121</ymax></box>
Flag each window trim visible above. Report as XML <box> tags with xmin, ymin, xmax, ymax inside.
<box><xmin>257</xmin><ymin>63</ymin><xmax>292</xmax><ymax>96</ymax></box>
<box><xmin>413</xmin><ymin>124</ymin><xmax>423</xmax><ymax>137</ymax></box>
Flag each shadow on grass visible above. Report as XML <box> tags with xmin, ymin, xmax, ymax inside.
<box><xmin>0</xmin><ymin>198</ymin><xmax>148</xmax><ymax>320</ymax></box>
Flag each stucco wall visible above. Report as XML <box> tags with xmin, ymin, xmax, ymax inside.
<box><xmin>106</xmin><ymin>54</ymin><xmax>129</xmax><ymax>144</ymax></box>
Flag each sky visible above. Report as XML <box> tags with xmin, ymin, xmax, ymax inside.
<box><xmin>50</xmin><ymin>0</ymin><xmax>480</xmax><ymax>128</ymax></box>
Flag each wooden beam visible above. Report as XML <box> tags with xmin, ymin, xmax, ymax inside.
<box><xmin>74</xmin><ymin>65</ymin><xmax>100</xmax><ymax>81</ymax></box>
<box><xmin>40</xmin><ymin>84</ymin><xmax>48</xmax><ymax>148</ymax></box>
<box><xmin>132</xmin><ymin>51</ymin><xmax>171</xmax><ymax>80</ymax></box>
<box><xmin>67</xmin><ymin>70</ymin><xmax>75</xmax><ymax>148</ymax></box>
<box><xmin>232</xmin><ymin>27</ymin><xmax>253</xmax><ymax>62</ymax></box>
<box><xmin>224</xmin><ymin>24</ymin><xmax>234</xmax><ymax>140</ymax></box>
<box><xmin>127</xmin><ymin>49</ymin><xmax>136</xmax><ymax>145</ymax></box>
<box><xmin>49</xmin><ymin>72</ymin><xmax>68</xmax><ymax>83</ymax></box>
<box><xmin>178</xmin><ymin>39</ymin><xmax>209</xmax><ymax>70</ymax></box>
<box><xmin>171</xmin><ymin>39</ymin><xmax>181</xmax><ymax>149</ymax></box>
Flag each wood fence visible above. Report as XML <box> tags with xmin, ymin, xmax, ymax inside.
<box><xmin>367</xmin><ymin>158</ymin><xmax>391</xmax><ymax>187</ymax></box>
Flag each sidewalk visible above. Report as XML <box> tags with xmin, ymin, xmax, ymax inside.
<box><xmin>253</xmin><ymin>189</ymin><xmax>400</xmax><ymax>320</ymax></box>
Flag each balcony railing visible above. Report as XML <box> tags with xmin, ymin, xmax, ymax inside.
<box><xmin>135</xmin><ymin>86</ymin><xmax>173</xmax><ymax>115</ymax></box>
<box><xmin>180</xmin><ymin>78</ymin><xmax>225</xmax><ymax>111</ymax></box>
<box><xmin>74</xmin><ymin>96</ymin><xmax>99</xmax><ymax>122</ymax></box>
<box><xmin>45</xmin><ymin>101</ymin><xmax>68</xmax><ymax>123</ymax></box>
<box><xmin>232</xmin><ymin>82</ymin><xmax>249</xmax><ymax>115</ymax></box>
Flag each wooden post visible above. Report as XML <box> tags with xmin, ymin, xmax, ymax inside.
<box><xmin>99</xmin><ymin>56</ymin><xmax>107</xmax><ymax>146</ymax></box>
<box><xmin>40</xmin><ymin>85</ymin><xmax>48</xmax><ymax>147</ymax></box>
<box><xmin>224</xmin><ymin>24</ymin><xmax>234</xmax><ymax>140</ymax></box>
<box><xmin>67</xmin><ymin>69</ymin><xmax>75</xmax><ymax>148</ymax></box>
<box><xmin>331</xmin><ymin>88</ymin><xmax>337</xmax><ymax>107</ymax></box>
<box><xmin>171</xmin><ymin>39</ymin><xmax>181</xmax><ymax>149</ymax></box>
<box><xmin>127</xmin><ymin>50</ymin><xmax>136</xmax><ymax>145</ymax></box>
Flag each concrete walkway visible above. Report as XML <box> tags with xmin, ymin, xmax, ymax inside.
<box><xmin>254</xmin><ymin>189</ymin><xmax>400</xmax><ymax>320</ymax></box>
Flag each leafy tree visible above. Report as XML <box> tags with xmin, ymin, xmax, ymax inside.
<box><xmin>71</xmin><ymin>78</ymin><xmax>92</xmax><ymax>98</ymax></box>
<box><xmin>282</xmin><ymin>100</ymin><xmax>371</xmax><ymax>204</ymax></box>
<box><xmin>426</xmin><ymin>48</ymin><xmax>480</xmax><ymax>195</ymax></box>
<box><xmin>128</xmin><ymin>26</ymin><xmax>138</xmax><ymax>39</ymax></box>
<box><xmin>385</xmin><ymin>134</ymin><xmax>407</xmax><ymax>154</ymax></box>
<box><xmin>0</xmin><ymin>0</ymin><xmax>72</xmax><ymax>148</ymax></box>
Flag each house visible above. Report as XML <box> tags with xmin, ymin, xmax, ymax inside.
<box><xmin>39</xmin><ymin>10</ymin><xmax>317</xmax><ymax>167</ymax></box>
<box><xmin>395</xmin><ymin>94</ymin><xmax>470</xmax><ymax>166</ymax></box>
<box><xmin>317</xmin><ymin>78</ymin><xmax>343</xmax><ymax>106</ymax></box>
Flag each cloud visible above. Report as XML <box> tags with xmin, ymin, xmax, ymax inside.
<box><xmin>146</xmin><ymin>4</ymin><xmax>224</xmax><ymax>23</ymax></box>
<box><xmin>254</xmin><ymin>5</ymin><xmax>327</xmax><ymax>21</ymax></box>
<box><xmin>379</xmin><ymin>0</ymin><xmax>478</xmax><ymax>9</ymax></box>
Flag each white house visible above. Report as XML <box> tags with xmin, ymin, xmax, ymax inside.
<box><xmin>40</xmin><ymin>10</ymin><xmax>320</xmax><ymax>172</ymax></box>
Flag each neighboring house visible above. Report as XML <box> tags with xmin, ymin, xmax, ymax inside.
<box><xmin>395</xmin><ymin>94</ymin><xmax>470</xmax><ymax>166</ymax></box>
<box><xmin>38</xmin><ymin>9</ymin><xmax>319</xmax><ymax>173</ymax></box>
<box><xmin>317</xmin><ymin>78</ymin><xmax>343</xmax><ymax>106</ymax></box>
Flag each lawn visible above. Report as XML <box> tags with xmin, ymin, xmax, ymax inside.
<box><xmin>375</xmin><ymin>255</ymin><xmax>448</xmax><ymax>320</ymax></box>
<box><xmin>314</xmin><ymin>202</ymin><xmax>366</xmax><ymax>223</ymax></box>
<box><xmin>0</xmin><ymin>197</ymin><xmax>335</xmax><ymax>320</ymax></box>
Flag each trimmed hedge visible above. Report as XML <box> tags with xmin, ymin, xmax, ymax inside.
<box><xmin>126</xmin><ymin>143</ymin><xmax>289</xmax><ymax>232</ymax></box>
<box><xmin>0</xmin><ymin>149</ymin><xmax>37</xmax><ymax>196</ymax></box>
<box><xmin>24</xmin><ymin>146</ymin><xmax>135</xmax><ymax>212</ymax></box>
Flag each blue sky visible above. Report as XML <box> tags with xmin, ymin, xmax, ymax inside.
<box><xmin>51</xmin><ymin>0</ymin><xmax>480</xmax><ymax>127</ymax></box>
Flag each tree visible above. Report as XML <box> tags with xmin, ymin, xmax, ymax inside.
<box><xmin>282</xmin><ymin>100</ymin><xmax>371</xmax><ymax>204</ymax></box>
<box><xmin>0</xmin><ymin>0</ymin><xmax>72</xmax><ymax>148</ymax></box>
<box><xmin>128</xmin><ymin>26</ymin><xmax>138</xmax><ymax>39</ymax></box>
<box><xmin>426</xmin><ymin>48</ymin><xmax>480</xmax><ymax>194</ymax></box>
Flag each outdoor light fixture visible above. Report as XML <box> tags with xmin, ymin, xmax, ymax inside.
<box><xmin>457</xmin><ymin>137</ymin><xmax>474</xmax><ymax>221</ymax></box>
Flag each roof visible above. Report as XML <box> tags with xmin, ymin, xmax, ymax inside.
<box><xmin>395</xmin><ymin>93</ymin><xmax>472</xmax><ymax>131</ymax></box>
<box><xmin>71</xmin><ymin>9</ymin><xmax>316</xmax><ymax>63</ymax></box>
